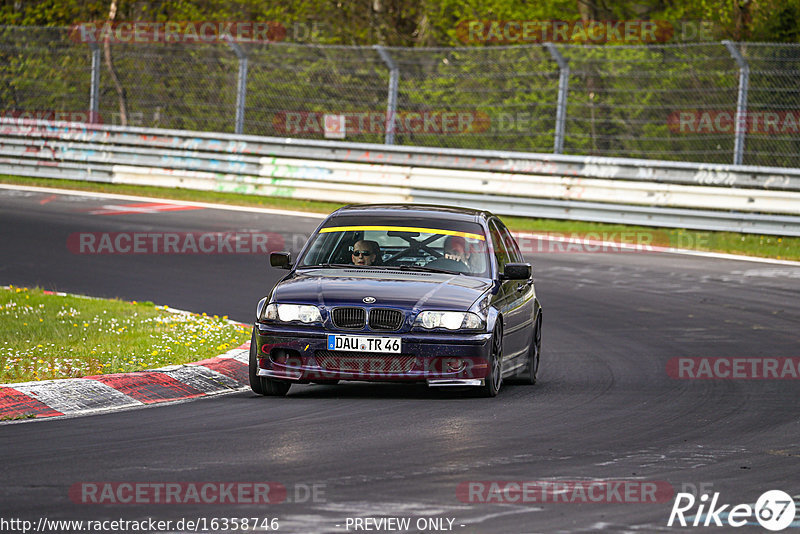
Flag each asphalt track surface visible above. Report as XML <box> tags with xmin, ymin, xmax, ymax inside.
<box><xmin>1</xmin><ymin>186</ymin><xmax>799</xmax><ymax>533</ymax></box>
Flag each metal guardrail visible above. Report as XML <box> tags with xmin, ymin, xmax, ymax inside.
<box><xmin>2</xmin><ymin>118</ymin><xmax>800</xmax><ymax>236</ymax></box>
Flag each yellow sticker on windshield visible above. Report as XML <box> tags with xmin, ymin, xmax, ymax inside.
<box><xmin>319</xmin><ymin>226</ymin><xmax>485</xmax><ymax>241</ymax></box>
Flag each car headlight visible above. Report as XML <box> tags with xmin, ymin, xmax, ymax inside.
<box><xmin>262</xmin><ymin>303</ymin><xmax>322</xmax><ymax>324</ymax></box>
<box><xmin>256</xmin><ymin>297</ymin><xmax>268</xmax><ymax>321</ymax></box>
<box><xmin>415</xmin><ymin>311</ymin><xmax>483</xmax><ymax>330</ymax></box>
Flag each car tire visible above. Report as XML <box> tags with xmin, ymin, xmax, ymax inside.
<box><xmin>478</xmin><ymin>325</ymin><xmax>503</xmax><ymax>397</ymax></box>
<box><xmin>249</xmin><ymin>328</ymin><xmax>291</xmax><ymax>397</ymax></box>
<box><xmin>516</xmin><ymin>313</ymin><xmax>541</xmax><ymax>385</ymax></box>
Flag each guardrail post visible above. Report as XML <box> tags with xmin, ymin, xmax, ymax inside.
<box><xmin>225</xmin><ymin>38</ymin><xmax>249</xmax><ymax>135</ymax></box>
<box><xmin>374</xmin><ymin>45</ymin><xmax>399</xmax><ymax>145</ymax></box>
<box><xmin>545</xmin><ymin>43</ymin><xmax>569</xmax><ymax>155</ymax></box>
<box><xmin>723</xmin><ymin>40</ymin><xmax>749</xmax><ymax>166</ymax></box>
<box><xmin>88</xmin><ymin>41</ymin><xmax>101</xmax><ymax>124</ymax></box>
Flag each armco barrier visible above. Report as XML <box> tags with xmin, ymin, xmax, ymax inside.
<box><xmin>2</xmin><ymin>118</ymin><xmax>800</xmax><ymax>236</ymax></box>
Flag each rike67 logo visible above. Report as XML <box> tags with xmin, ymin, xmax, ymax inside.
<box><xmin>668</xmin><ymin>490</ymin><xmax>796</xmax><ymax>531</ymax></box>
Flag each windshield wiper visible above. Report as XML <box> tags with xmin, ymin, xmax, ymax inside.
<box><xmin>301</xmin><ymin>263</ymin><xmax>461</xmax><ymax>275</ymax></box>
<box><xmin>299</xmin><ymin>263</ymin><xmax>352</xmax><ymax>269</ymax></box>
<box><xmin>396</xmin><ymin>264</ymin><xmax>462</xmax><ymax>275</ymax></box>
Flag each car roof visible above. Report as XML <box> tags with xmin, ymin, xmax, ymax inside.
<box><xmin>330</xmin><ymin>204</ymin><xmax>494</xmax><ymax>223</ymax></box>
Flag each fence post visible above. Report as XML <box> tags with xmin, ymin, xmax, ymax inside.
<box><xmin>225</xmin><ymin>38</ymin><xmax>249</xmax><ymax>135</ymax></box>
<box><xmin>723</xmin><ymin>40</ymin><xmax>749</xmax><ymax>166</ymax></box>
<box><xmin>88</xmin><ymin>41</ymin><xmax>101</xmax><ymax>124</ymax></box>
<box><xmin>545</xmin><ymin>43</ymin><xmax>569</xmax><ymax>155</ymax></box>
<box><xmin>374</xmin><ymin>45</ymin><xmax>399</xmax><ymax>145</ymax></box>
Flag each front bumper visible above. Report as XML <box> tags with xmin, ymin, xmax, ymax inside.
<box><xmin>254</xmin><ymin>323</ymin><xmax>492</xmax><ymax>385</ymax></box>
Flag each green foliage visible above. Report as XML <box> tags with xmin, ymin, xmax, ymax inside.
<box><xmin>1</xmin><ymin>2</ymin><xmax>799</xmax><ymax>166</ymax></box>
<box><xmin>2</xmin><ymin>0</ymin><xmax>800</xmax><ymax>45</ymax></box>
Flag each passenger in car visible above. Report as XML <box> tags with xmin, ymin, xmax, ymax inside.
<box><xmin>443</xmin><ymin>235</ymin><xmax>469</xmax><ymax>266</ymax></box>
<box><xmin>351</xmin><ymin>240</ymin><xmax>381</xmax><ymax>266</ymax></box>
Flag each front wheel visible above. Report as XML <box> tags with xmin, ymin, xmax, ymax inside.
<box><xmin>478</xmin><ymin>326</ymin><xmax>503</xmax><ymax>397</ymax></box>
<box><xmin>248</xmin><ymin>328</ymin><xmax>291</xmax><ymax>397</ymax></box>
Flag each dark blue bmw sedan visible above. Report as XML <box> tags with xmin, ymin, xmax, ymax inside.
<box><xmin>250</xmin><ymin>204</ymin><xmax>541</xmax><ymax>397</ymax></box>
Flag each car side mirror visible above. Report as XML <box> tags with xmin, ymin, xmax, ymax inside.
<box><xmin>501</xmin><ymin>263</ymin><xmax>531</xmax><ymax>280</ymax></box>
<box><xmin>270</xmin><ymin>251</ymin><xmax>292</xmax><ymax>269</ymax></box>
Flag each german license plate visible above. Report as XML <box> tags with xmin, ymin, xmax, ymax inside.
<box><xmin>327</xmin><ymin>334</ymin><xmax>401</xmax><ymax>353</ymax></box>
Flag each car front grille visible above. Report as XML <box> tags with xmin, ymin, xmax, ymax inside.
<box><xmin>368</xmin><ymin>308</ymin><xmax>404</xmax><ymax>331</ymax></box>
<box><xmin>331</xmin><ymin>307</ymin><xmax>366</xmax><ymax>329</ymax></box>
<box><xmin>314</xmin><ymin>351</ymin><xmax>416</xmax><ymax>373</ymax></box>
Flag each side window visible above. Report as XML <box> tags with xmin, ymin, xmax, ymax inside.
<box><xmin>335</xmin><ymin>231</ymin><xmax>362</xmax><ymax>264</ymax></box>
<box><xmin>489</xmin><ymin>220</ymin><xmax>510</xmax><ymax>273</ymax></box>
<box><xmin>496</xmin><ymin>220</ymin><xmax>523</xmax><ymax>263</ymax></box>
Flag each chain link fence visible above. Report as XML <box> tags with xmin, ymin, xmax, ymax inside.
<box><xmin>2</xmin><ymin>26</ymin><xmax>800</xmax><ymax>168</ymax></box>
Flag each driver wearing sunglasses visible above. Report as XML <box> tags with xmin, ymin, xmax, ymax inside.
<box><xmin>351</xmin><ymin>240</ymin><xmax>381</xmax><ymax>266</ymax></box>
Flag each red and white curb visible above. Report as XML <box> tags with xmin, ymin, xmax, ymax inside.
<box><xmin>1</xmin><ymin>285</ymin><xmax>253</xmax><ymax>421</ymax></box>
<box><xmin>0</xmin><ymin>343</ymin><xmax>251</xmax><ymax>421</ymax></box>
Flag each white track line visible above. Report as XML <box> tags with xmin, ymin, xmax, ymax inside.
<box><xmin>2</xmin><ymin>182</ymin><xmax>798</xmax><ymax>266</ymax></box>
<box><xmin>0</xmin><ymin>183</ymin><xmax>326</xmax><ymax>219</ymax></box>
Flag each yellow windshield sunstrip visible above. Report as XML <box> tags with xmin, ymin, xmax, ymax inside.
<box><xmin>319</xmin><ymin>225</ymin><xmax>485</xmax><ymax>241</ymax></box>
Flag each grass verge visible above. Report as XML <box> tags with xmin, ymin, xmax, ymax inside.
<box><xmin>0</xmin><ymin>286</ymin><xmax>250</xmax><ymax>384</ymax></box>
<box><xmin>1</xmin><ymin>175</ymin><xmax>799</xmax><ymax>261</ymax></box>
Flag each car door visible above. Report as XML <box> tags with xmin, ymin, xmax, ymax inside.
<box><xmin>488</xmin><ymin>219</ymin><xmax>521</xmax><ymax>371</ymax></box>
<box><xmin>491</xmin><ymin>218</ymin><xmax>535</xmax><ymax>373</ymax></box>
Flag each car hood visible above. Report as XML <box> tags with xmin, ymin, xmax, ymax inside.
<box><xmin>273</xmin><ymin>267</ymin><xmax>493</xmax><ymax>311</ymax></box>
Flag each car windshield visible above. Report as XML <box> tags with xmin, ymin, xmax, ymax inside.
<box><xmin>297</xmin><ymin>222</ymin><xmax>490</xmax><ymax>277</ymax></box>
